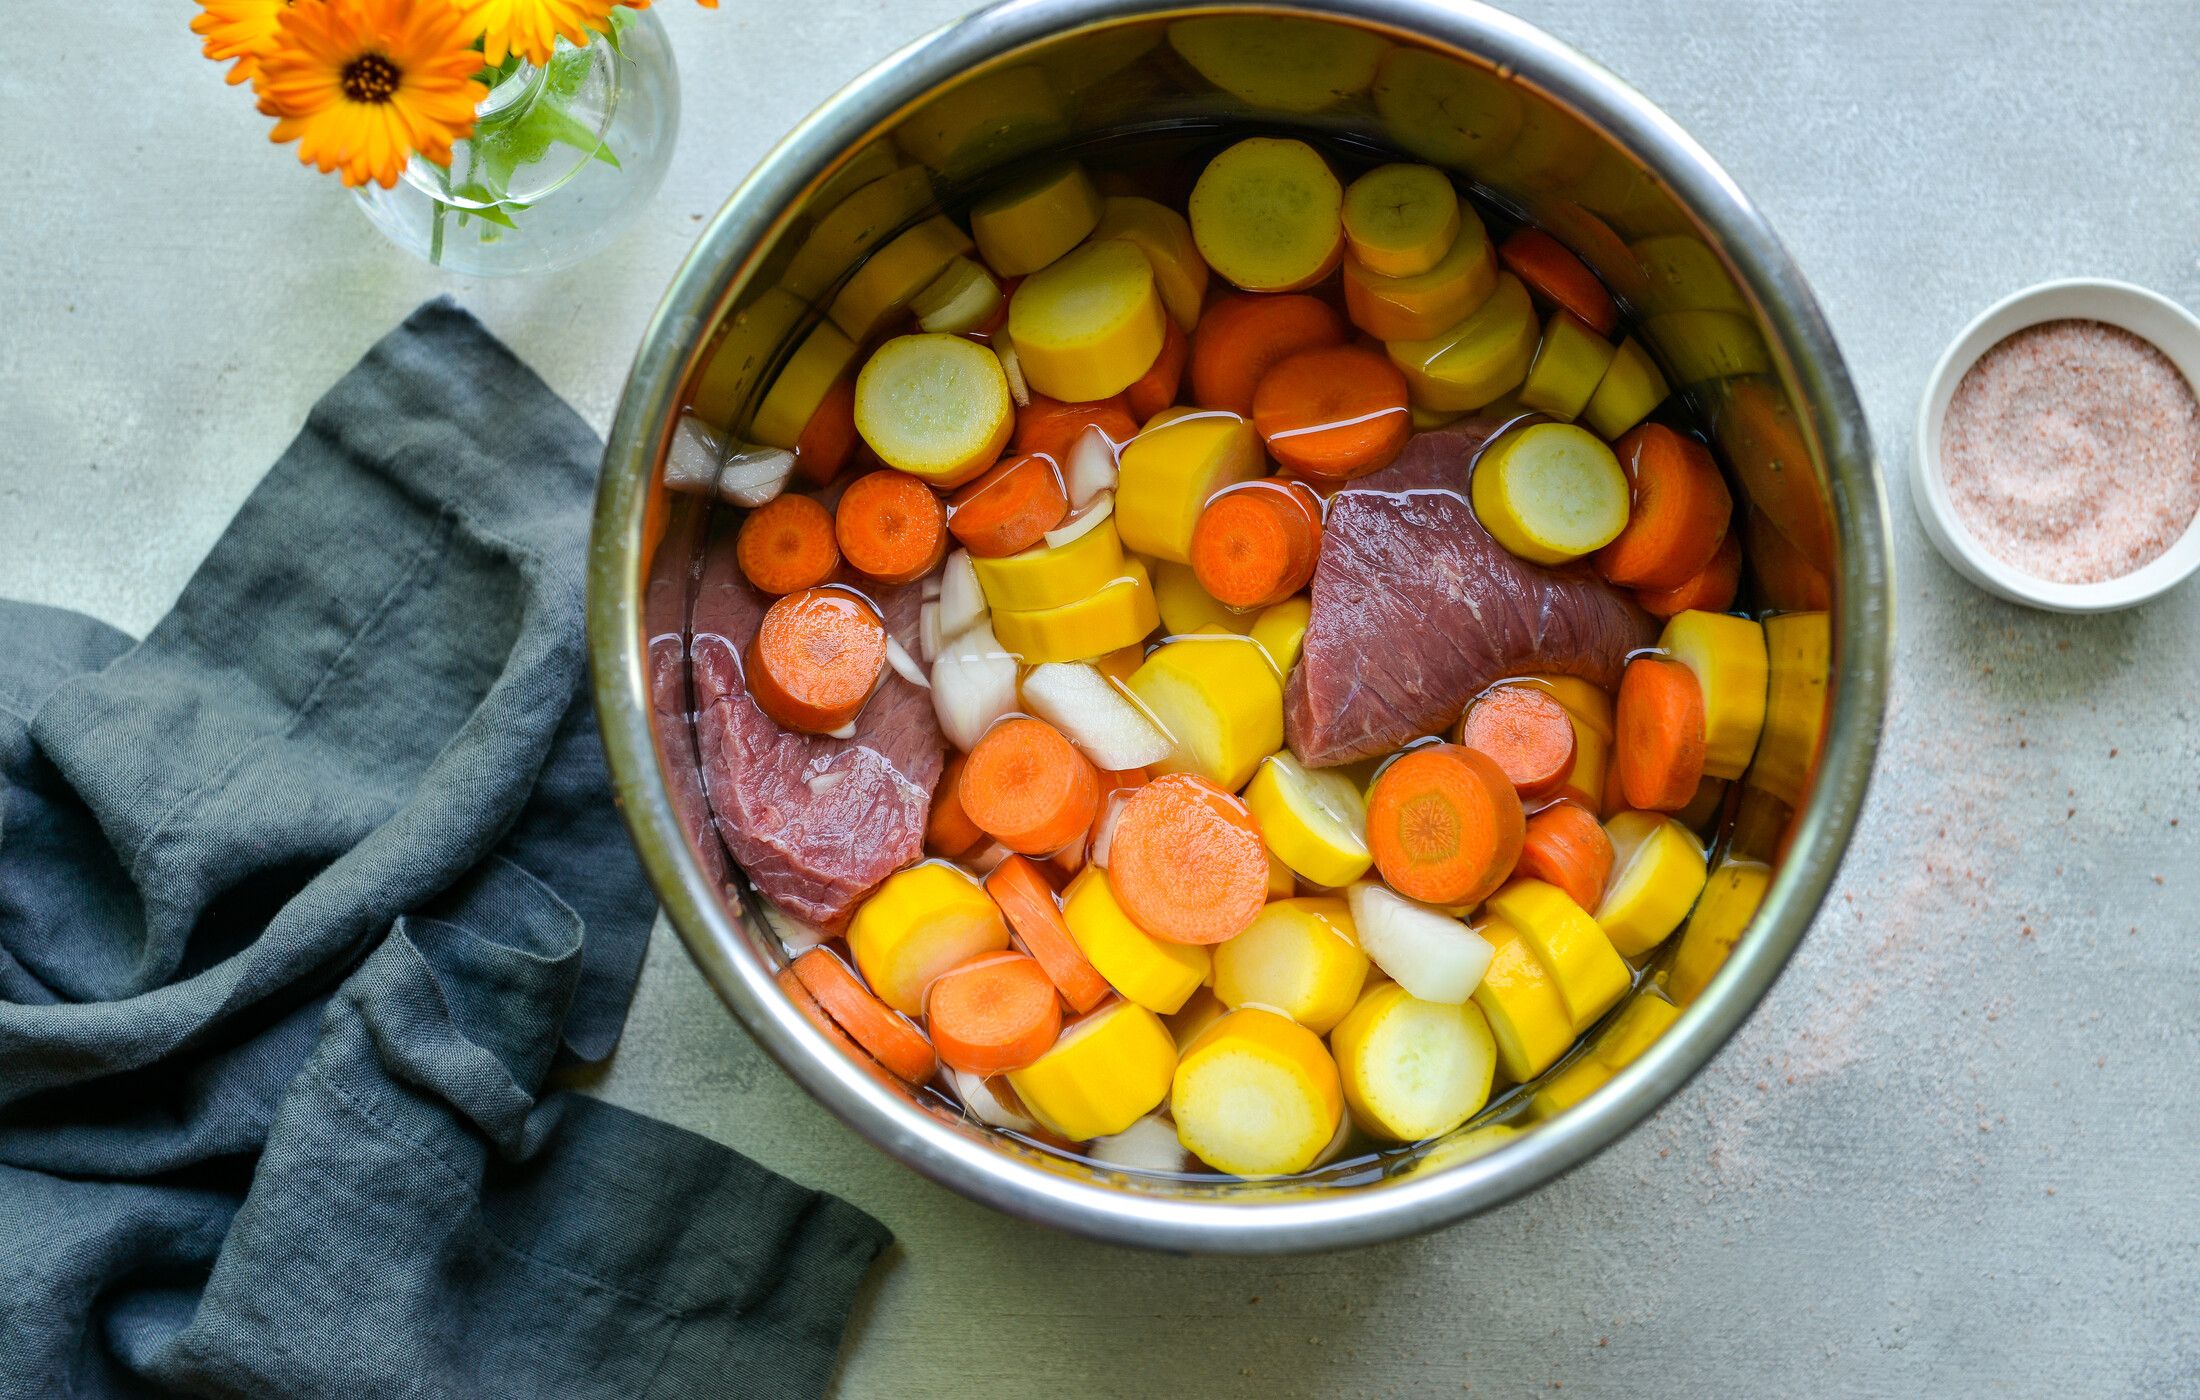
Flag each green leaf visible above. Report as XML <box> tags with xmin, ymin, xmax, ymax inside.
<box><xmin>449</xmin><ymin>183</ymin><xmax>521</xmax><ymax>228</ymax></box>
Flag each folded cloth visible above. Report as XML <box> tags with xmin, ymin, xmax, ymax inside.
<box><xmin>0</xmin><ymin>299</ymin><xmax>889</xmax><ymax>1398</ymax></box>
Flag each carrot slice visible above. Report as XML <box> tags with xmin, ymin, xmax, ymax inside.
<box><xmin>1515</xmin><ymin>800</ymin><xmax>1616</xmax><ymax>914</ymax></box>
<box><xmin>1638</xmin><ymin>531</ymin><xmax>1742</xmax><ymax>619</ymax></box>
<box><xmin>1365</xmin><ymin>743</ymin><xmax>1525</xmax><ymax>907</ymax></box>
<box><xmin>1461</xmin><ymin>684</ymin><xmax>1578</xmax><ymax>801</ymax></box>
<box><xmin>959</xmin><ymin>716</ymin><xmax>1103</xmax><ymax>855</ymax></box>
<box><xmin>1125</xmin><ymin>317</ymin><xmax>1189</xmax><ymax>423</ymax></box>
<box><xmin>928</xmin><ymin>753</ymin><xmax>987</xmax><ymax>858</ymax></box>
<box><xmin>1188</xmin><ymin>481</ymin><xmax>1321</xmax><ymax>609</ymax></box>
<box><xmin>947</xmin><ymin>453</ymin><xmax>1069</xmax><ymax>558</ymax></box>
<box><xmin>736</xmin><ymin>494</ymin><xmax>840</xmax><ymax>596</ymax></box>
<box><xmin>1250</xmin><ymin>343</ymin><xmax>1411</xmax><ymax>481</ymax></box>
<box><xmin>924</xmin><ymin>950</ymin><xmax>1064</xmax><ymax>1075</ymax></box>
<box><xmin>1498</xmin><ymin>229</ymin><xmax>1618</xmax><ymax>337</ymax></box>
<box><xmin>1189</xmin><ymin>293</ymin><xmax>1346</xmax><ymax>416</ymax></box>
<box><xmin>745</xmin><ymin>587</ymin><xmax>887</xmax><ymax>734</ymax></box>
<box><xmin>1596</xmin><ymin>423</ymin><xmax>1734</xmax><ymax>590</ymax></box>
<box><xmin>792</xmin><ymin>947</ymin><xmax>938</xmax><ymax>1083</ymax></box>
<box><xmin>1105</xmin><ymin>773</ymin><xmax>1269</xmax><ymax>945</ymax></box>
<box><xmin>834</xmin><ymin>469</ymin><xmax>948</xmax><ymax>585</ymax></box>
<box><xmin>986</xmin><ymin>855</ymin><xmax>1113</xmax><ymax>1013</ymax></box>
<box><xmin>1014</xmin><ymin>394</ymin><xmax>1140</xmax><ymax>462</ymax></box>
<box><xmin>795</xmin><ymin>377</ymin><xmax>859</xmax><ymax>486</ymax></box>
<box><xmin>1615</xmin><ymin>655</ymin><xmax>1707</xmax><ymax>812</ymax></box>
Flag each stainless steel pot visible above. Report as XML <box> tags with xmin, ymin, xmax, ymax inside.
<box><xmin>589</xmin><ymin>0</ymin><xmax>1891</xmax><ymax>1252</ymax></box>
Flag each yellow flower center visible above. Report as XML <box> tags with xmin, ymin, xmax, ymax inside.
<box><xmin>340</xmin><ymin>52</ymin><xmax>401</xmax><ymax>105</ymax></box>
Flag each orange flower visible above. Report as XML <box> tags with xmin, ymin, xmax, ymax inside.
<box><xmin>190</xmin><ymin>0</ymin><xmax>292</xmax><ymax>86</ymax></box>
<box><xmin>255</xmin><ymin>0</ymin><xmax>488</xmax><ymax>189</ymax></box>
<box><xmin>457</xmin><ymin>0</ymin><xmax>621</xmax><ymax>66</ymax></box>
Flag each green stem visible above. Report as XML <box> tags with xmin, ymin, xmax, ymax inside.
<box><xmin>430</xmin><ymin>198</ymin><xmax>446</xmax><ymax>265</ymax></box>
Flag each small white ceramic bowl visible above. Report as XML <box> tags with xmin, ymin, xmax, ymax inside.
<box><xmin>1913</xmin><ymin>277</ymin><xmax>2200</xmax><ymax>612</ymax></box>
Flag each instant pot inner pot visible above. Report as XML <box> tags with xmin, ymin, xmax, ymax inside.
<box><xmin>640</xmin><ymin>11</ymin><xmax>1842</xmax><ymax>1204</ymax></box>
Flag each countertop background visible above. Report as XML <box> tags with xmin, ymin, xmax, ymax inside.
<box><xmin>7</xmin><ymin>3</ymin><xmax>2199</xmax><ymax>1395</ymax></box>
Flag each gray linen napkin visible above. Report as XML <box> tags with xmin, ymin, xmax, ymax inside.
<box><xmin>0</xmin><ymin>299</ymin><xmax>888</xmax><ymax>1398</ymax></box>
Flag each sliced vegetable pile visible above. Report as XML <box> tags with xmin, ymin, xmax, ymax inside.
<box><xmin>675</xmin><ymin>131</ymin><xmax>1828</xmax><ymax>1178</ymax></box>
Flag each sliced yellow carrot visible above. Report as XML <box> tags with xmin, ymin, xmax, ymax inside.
<box><xmin>1659</xmin><ymin>609</ymin><xmax>1769</xmax><ymax>780</ymax></box>
<box><xmin>1483</xmin><ymin>879</ymin><xmax>1629</xmax><ymax>1034</ymax></box>
<box><xmin>988</xmin><ymin>557</ymin><xmax>1158</xmax><ymax>664</ymax></box>
<box><xmin>910</xmin><ymin>255</ymin><xmax>1005</xmax><ymax>336</ymax></box>
<box><xmin>1342</xmin><ymin>212</ymin><xmax>1498</xmax><ymax>341</ymax></box>
<box><xmin>1386</xmin><ymin>271</ymin><xmax>1539</xmax><ymax>413</ymax></box>
<box><xmin>1370</xmin><ymin>46</ymin><xmax>1523</xmax><ymax>171</ymax></box>
<box><xmin>1249</xmin><ymin>595</ymin><xmax>1311</xmax><ymax>673</ymax></box>
<box><xmin>1167</xmin><ymin>15</ymin><xmax>1387</xmax><ymax>115</ymax></box>
<box><xmin>1114</xmin><ymin>411</ymin><xmax>1264</xmax><ymax>563</ymax></box>
<box><xmin>1243</xmin><ymin>754</ymin><xmax>1371</xmax><ymax>890</ymax></box>
<box><xmin>1746</xmin><ymin>610</ymin><xmax>1829</xmax><ymax>806</ymax></box>
<box><xmin>1667</xmin><ymin>857</ymin><xmax>1770</xmax><ymax>1005</ymax></box>
<box><xmin>688</xmin><ymin>288</ymin><xmax>807</xmax><ymax>432</ymax></box>
<box><xmin>1342</xmin><ymin>163</ymin><xmax>1461</xmax><ymax>278</ymax></box>
<box><xmin>969</xmin><ymin>512</ymin><xmax>1125</xmax><ymax>612</ymax></box>
<box><xmin>1581</xmin><ymin>336</ymin><xmax>1670</xmax><ymax>440</ymax></box>
<box><xmin>1086</xmin><ymin>195</ymin><xmax>1209</xmax><ymax>330</ymax></box>
<box><xmin>1150</xmin><ymin>558</ymin><xmax>1255</xmax><ymax>636</ymax></box>
<box><xmin>1470</xmin><ymin>422</ymin><xmax>1630</xmax><ymax>565</ymax></box>
<box><xmin>852</xmin><ymin>332</ymin><xmax>1013</xmax><ymax>486</ymax></box>
<box><xmin>1470</xmin><ymin>914</ymin><xmax>1576</xmax><ymax>1082</ymax></box>
<box><xmin>782</xmin><ymin>163</ymin><xmax>935</xmax><ymax>302</ymax></box>
<box><xmin>1007</xmin><ymin>239</ymin><xmax>1168</xmax><ymax>402</ymax></box>
<box><xmin>1006</xmin><ymin>998</ymin><xmax>1177</xmax><ymax>1142</ymax></box>
<box><xmin>1173</xmin><ymin>1008</ymin><xmax>1344</xmax><ymax>1176</ymax></box>
<box><xmin>1124</xmin><ymin>632</ymin><xmax>1284</xmax><ymax>793</ymax></box>
<box><xmin>1188</xmin><ymin>137</ymin><xmax>1345</xmax><ymax>293</ymax></box>
<box><xmin>829</xmin><ymin>215</ymin><xmax>976</xmax><ymax>343</ymax></box>
<box><xmin>1330</xmin><ymin>981</ymin><xmax>1495</xmax><ymax>1142</ymax></box>
<box><xmin>1593</xmin><ymin>811</ymin><xmax>1708</xmax><ymax>957</ymax></box>
<box><xmin>971</xmin><ymin>160</ymin><xmax>1103</xmax><ymax>277</ymax></box>
<box><xmin>1529</xmin><ymin>991</ymin><xmax>1680</xmax><ymax>1120</ymax></box>
<box><xmin>894</xmin><ymin>65</ymin><xmax>1065</xmax><ymax>178</ymax></box>
<box><xmin>1059</xmin><ymin>865</ymin><xmax>1209</xmax><ymax>1014</ymax></box>
<box><xmin>1166</xmin><ymin>985</ymin><xmax>1231</xmax><ymax>1051</ymax></box>
<box><xmin>1211</xmin><ymin>897</ymin><xmax>1370</xmax><ymax>1035</ymax></box>
<box><xmin>1644</xmin><ymin>310</ymin><xmax>1774</xmax><ymax>387</ymax></box>
<box><xmin>847</xmin><ymin>862</ymin><xmax>1011</xmax><ymax>1016</ymax></box>
<box><xmin>1516</xmin><ymin>312</ymin><xmax>1618</xmax><ymax>423</ymax></box>
<box><xmin>749</xmin><ymin>320</ymin><xmax>861</xmax><ymax>452</ymax></box>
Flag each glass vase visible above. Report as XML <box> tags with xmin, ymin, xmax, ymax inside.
<box><xmin>352</xmin><ymin>7</ymin><xmax>678</xmax><ymax>277</ymax></box>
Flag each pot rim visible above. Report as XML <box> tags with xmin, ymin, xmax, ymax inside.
<box><xmin>589</xmin><ymin>0</ymin><xmax>1892</xmax><ymax>1253</ymax></box>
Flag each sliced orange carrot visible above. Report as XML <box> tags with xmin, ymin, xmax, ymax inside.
<box><xmin>1365</xmin><ymin>743</ymin><xmax>1525</xmax><ymax>907</ymax></box>
<box><xmin>925</xmin><ymin>950</ymin><xmax>1063</xmax><ymax>1075</ymax></box>
<box><xmin>1125</xmin><ymin>317</ymin><xmax>1189</xmax><ymax>423</ymax></box>
<box><xmin>928</xmin><ymin>753</ymin><xmax>987</xmax><ymax>858</ymax></box>
<box><xmin>1741</xmin><ymin>503</ymin><xmax>1832</xmax><ymax>612</ymax></box>
<box><xmin>1189</xmin><ymin>293</ymin><xmax>1346</xmax><ymax>416</ymax></box>
<box><xmin>736</xmin><ymin>494</ymin><xmax>840</xmax><ymax>596</ymax></box>
<box><xmin>1515</xmin><ymin>800</ymin><xmax>1615</xmax><ymax>914</ymax></box>
<box><xmin>834</xmin><ymin>470</ymin><xmax>949</xmax><ymax>585</ymax></box>
<box><xmin>947</xmin><ymin>453</ymin><xmax>1069</xmax><ymax>558</ymax></box>
<box><xmin>1499</xmin><ymin>228</ymin><xmax>1618</xmax><ymax>336</ymax></box>
<box><xmin>1250</xmin><ymin>343</ymin><xmax>1412</xmax><ymax>481</ymax></box>
<box><xmin>1638</xmin><ymin>531</ymin><xmax>1742</xmax><ymax>619</ymax></box>
<box><xmin>986</xmin><ymin>855</ymin><xmax>1112</xmax><ymax>1013</ymax></box>
<box><xmin>1596</xmin><ymin>423</ymin><xmax>1734</xmax><ymax>590</ymax></box>
<box><xmin>795</xmin><ymin>377</ymin><xmax>859</xmax><ymax>486</ymax></box>
<box><xmin>1188</xmin><ymin>481</ymin><xmax>1321</xmax><ymax>609</ymax></box>
<box><xmin>1014</xmin><ymin>394</ymin><xmax>1140</xmax><ymax>462</ymax></box>
<box><xmin>959</xmin><ymin>716</ymin><xmax>1103</xmax><ymax>855</ymax></box>
<box><xmin>792</xmin><ymin>947</ymin><xmax>938</xmax><ymax>1083</ymax></box>
<box><xmin>1461</xmin><ymin>684</ymin><xmax>1578</xmax><ymax>801</ymax></box>
<box><xmin>1615</xmin><ymin>655</ymin><xmax>1707</xmax><ymax>812</ymax></box>
<box><xmin>1106</xmin><ymin>773</ymin><xmax>1269</xmax><ymax>945</ymax></box>
<box><xmin>745</xmin><ymin>587</ymin><xmax>887</xmax><ymax>734</ymax></box>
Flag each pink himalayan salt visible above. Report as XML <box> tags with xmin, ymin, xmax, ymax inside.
<box><xmin>1940</xmin><ymin>318</ymin><xmax>2200</xmax><ymax>584</ymax></box>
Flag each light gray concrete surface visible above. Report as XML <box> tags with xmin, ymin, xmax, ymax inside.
<box><xmin>6</xmin><ymin>3</ymin><xmax>2198</xmax><ymax>1395</ymax></box>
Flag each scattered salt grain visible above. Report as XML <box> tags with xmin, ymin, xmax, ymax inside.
<box><xmin>1940</xmin><ymin>318</ymin><xmax>2200</xmax><ymax>583</ymax></box>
